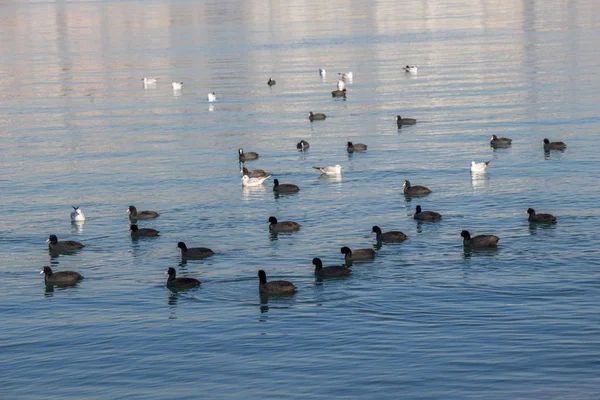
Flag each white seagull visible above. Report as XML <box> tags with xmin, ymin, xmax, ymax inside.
<box><xmin>207</xmin><ymin>92</ymin><xmax>216</xmax><ymax>102</ymax></box>
<box><xmin>313</xmin><ymin>165</ymin><xmax>343</xmax><ymax>175</ymax></box>
<box><xmin>241</xmin><ymin>174</ymin><xmax>271</xmax><ymax>187</ymax></box>
<box><xmin>404</xmin><ymin>65</ymin><xmax>418</xmax><ymax>74</ymax></box>
<box><xmin>337</xmin><ymin>79</ymin><xmax>345</xmax><ymax>90</ymax></box>
<box><xmin>70</xmin><ymin>206</ymin><xmax>85</xmax><ymax>222</ymax></box>
<box><xmin>319</xmin><ymin>68</ymin><xmax>327</xmax><ymax>77</ymax></box>
<box><xmin>470</xmin><ymin>161</ymin><xmax>490</xmax><ymax>172</ymax></box>
<box><xmin>338</xmin><ymin>72</ymin><xmax>353</xmax><ymax>81</ymax></box>
<box><xmin>172</xmin><ymin>82</ymin><xmax>183</xmax><ymax>90</ymax></box>
<box><xmin>142</xmin><ymin>77</ymin><xmax>158</xmax><ymax>85</ymax></box>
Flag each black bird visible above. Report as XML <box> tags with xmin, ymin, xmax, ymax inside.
<box><xmin>47</xmin><ymin>235</ymin><xmax>84</xmax><ymax>253</ymax></box>
<box><xmin>312</xmin><ymin>258</ymin><xmax>352</xmax><ymax>277</ymax></box>
<box><xmin>460</xmin><ymin>230</ymin><xmax>499</xmax><ymax>248</ymax></box>
<box><xmin>177</xmin><ymin>242</ymin><xmax>215</xmax><ymax>258</ymax></box>
<box><xmin>40</xmin><ymin>266</ymin><xmax>83</xmax><ymax>285</ymax></box>
<box><xmin>127</xmin><ymin>205</ymin><xmax>159</xmax><ymax>220</ymax></box>
<box><xmin>526</xmin><ymin>208</ymin><xmax>557</xmax><ymax>224</ymax></box>
<box><xmin>267</xmin><ymin>77</ymin><xmax>276</xmax><ymax>86</ymax></box>
<box><xmin>165</xmin><ymin>267</ymin><xmax>200</xmax><ymax>290</ymax></box>
<box><xmin>258</xmin><ymin>270</ymin><xmax>296</xmax><ymax>295</ymax></box>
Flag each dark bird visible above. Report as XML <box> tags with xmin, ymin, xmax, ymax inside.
<box><xmin>309</xmin><ymin>112</ymin><xmax>326</xmax><ymax>121</ymax></box>
<box><xmin>40</xmin><ymin>266</ymin><xmax>83</xmax><ymax>285</ymax></box>
<box><xmin>543</xmin><ymin>138</ymin><xmax>566</xmax><ymax>151</ymax></box>
<box><xmin>177</xmin><ymin>242</ymin><xmax>215</xmax><ymax>258</ymax></box>
<box><xmin>46</xmin><ymin>235</ymin><xmax>84</xmax><ymax>253</ymax></box>
<box><xmin>312</xmin><ymin>258</ymin><xmax>352</xmax><ymax>277</ymax></box>
<box><xmin>371</xmin><ymin>226</ymin><xmax>407</xmax><ymax>242</ymax></box>
<box><xmin>241</xmin><ymin>166</ymin><xmax>269</xmax><ymax>178</ymax></box>
<box><xmin>127</xmin><ymin>205</ymin><xmax>160</xmax><ymax>220</ymax></box>
<box><xmin>267</xmin><ymin>77</ymin><xmax>276</xmax><ymax>86</ymax></box>
<box><xmin>297</xmin><ymin>140</ymin><xmax>310</xmax><ymax>151</ymax></box>
<box><xmin>331</xmin><ymin>88</ymin><xmax>346</xmax><ymax>97</ymax></box>
<box><xmin>165</xmin><ymin>267</ymin><xmax>200</xmax><ymax>290</ymax></box>
<box><xmin>490</xmin><ymin>135</ymin><xmax>512</xmax><ymax>147</ymax></box>
<box><xmin>526</xmin><ymin>208</ymin><xmax>557</xmax><ymax>224</ymax></box>
<box><xmin>413</xmin><ymin>205</ymin><xmax>441</xmax><ymax>221</ymax></box>
<box><xmin>238</xmin><ymin>148</ymin><xmax>259</xmax><ymax>162</ymax></box>
<box><xmin>460</xmin><ymin>230</ymin><xmax>499</xmax><ymax>248</ymax></box>
<box><xmin>396</xmin><ymin>115</ymin><xmax>417</xmax><ymax>126</ymax></box>
<box><xmin>130</xmin><ymin>224</ymin><xmax>159</xmax><ymax>237</ymax></box>
<box><xmin>273</xmin><ymin>179</ymin><xmax>300</xmax><ymax>193</ymax></box>
<box><xmin>258</xmin><ymin>270</ymin><xmax>296</xmax><ymax>295</ymax></box>
<box><xmin>340</xmin><ymin>246</ymin><xmax>376</xmax><ymax>263</ymax></box>
<box><xmin>347</xmin><ymin>141</ymin><xmax>367</xmax><ymax>152</ymax></box>
<box><xmin>403</xmin><ymin>180</ymin><xmax>432</xmax><ymax>196</ymax></box>
<box><xmin>268</xmin><ymin>216</ymin><xmax>301</xmax><ymax>233</ymax></box>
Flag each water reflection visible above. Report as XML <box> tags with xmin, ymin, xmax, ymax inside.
<box><xmin>71</xmin><ymin>221</ymin><xmax>84</xmax><ymax>233</ymax></box>
<box><xmin>471</xmin><ymin>171</ymin><xmax>490</xmax><ymax>190</ymax></box>
<box><xmin>317</xmin><ymin>173</ymin><xmax>342</xmax><ymax>183</ymax></box>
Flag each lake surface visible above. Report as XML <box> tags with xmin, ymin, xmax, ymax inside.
<box><xmin>1</xmin><ymin>0</ymin><xmax>600</xmax><ymax>398</ymax></box>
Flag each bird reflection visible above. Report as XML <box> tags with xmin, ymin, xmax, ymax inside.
<box><xmin>318</xmin><ymin>173</ymin><xmax>342</xmax><ymax>183</ymax></box>
<box><xmin>471</xmin><ymin>172</ymin><xmax>489</xmax><ymax>190</ymax></box>
<box><xmin>71</xmin><ymin>221</ymin><xmax>84</xmax><ymax>233</ymax></box>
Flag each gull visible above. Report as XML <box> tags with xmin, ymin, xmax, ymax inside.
<box><xmin>338</xmin><ymin>72</ymin><xmax>353</xmax><ymax>81</ymax></box>
<box><xmin>142</xmin><ymin>77</ymin><xmax>158</xmax><ymax>85</ymax></box>
<box><xmin>241</xmin><ymin>174</ymin><xmax>271</xmax><ymax>187</ymax></box>
<box><xmin>313</xmin><ymin>165</ymin><xmax>343</xmax><ymax>175</ymax></box>
<box><xmin>337</xmin><ymin>79</ymin><xmax>345</xmax><ymax>90</ymax></box>
<box><xmin>172</xmin><ymin>82</ymin><xmax>183</xmax><ymax>90</ymax></box>
<box><xmin>470</xmin><ymin>161</ymin><xmax>490</xmax><ymax>172</ymax></box>
<box><xmin>70</xmin><ymin>206</ymin><xmax>85</xmax><ymax>222</ymax></box>
<box><xmin>207</xmin><ymin>92</ymin><xmax>216</xmax><ymax>102</ymax></box>
<box><xmin>319</xmin><ymin>68</ymin><xmax>327</xmax><ymax>77</ymax></box>
<box><xmin>404</xmin><ymin>65</ymin><xmax>418</xmax><ymax>74</ymax></box>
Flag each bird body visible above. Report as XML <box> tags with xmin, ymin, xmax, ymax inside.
<box><xmin>268</xmin><ymin>216</ymin><xmax>301</xmax><ymax>233</ymax></box>
<box><xmin>309</xmin><ymin>112</ymin><xmax>326</xmax><ymax>121</ymax></box>
<box><xmin>178</xmin><ymin>242</ymin><xmax>215</xmax><ymax>258</ymax></box>
<box><xmin>312</xmin><ymin>258</ymin><xmax>352</xmax><ymax>277</ymax></box>
<box><xmin>332</xmin><ymin>88</ymin><xmax>346</xmax><ymax>97</ymax></box>
<box><xmin>47</xmin><ymin>235</ymin><xmax>84</xmax><ymax>253</ymax></box>
<box><xmin>207</xmin><ymin>92</ymin><xmax>217</xmax><ymax>102</ymax></box>
<box><xmin>460</xmin><ymin>230</ymin><xmax>499</xmax><ymax>248</ymax></box>
<box><xmin>526</xmin><ymin>208</ymin><xmax>557</xmax><ymax>224</ymax></box>
<box><xmin>340</xmin><ymin>246</ymin><xmax>375</xmax><ymax>263</ymax></box>
<box><xmin>404</xmin><ymin>65</ymin><xmax>418</xmax><ymax>73</ymax></box>
<box><xmin>172</xmin><ymin>82</ymin><xmax>183</xmax><ymax>90</ymax></box>
<box><xmin>403</xmin><ymin>180</ymin><xmax>431</xmax><ymax>196</ymax></box>
<box><xmin>70</xmin><ymin>206</ymin><xmax>85</xmax><ymax>222</ymax></box>
<box><xmin>130</xmin><ymin>225</ymin><xmax>159</xmax><ymax>237</ymax></box>
<box><xmin>413</xmin><ymin>205</ymin><xmax>441</xmax><ymax>221</ymax></box>
<box><xmin>241</xmin><ymin>166</ymin><xmax>269</xmax><ymax>178</ymax></box>
<box><xmin>127</xmin><ymin>206</ymin><xmax>159</xmax><ymax>220</ymax></box>
<box><xmin>165</xmin><ymin>267</ymin><xmax>200</xmax><ymax>290</ymax></box>
<box><xmin>238</xmin><ymin>148</ymin><xmax>259</xmax><ymax>162</ymax></box>
<box><xmin>273</xmin><ymin>179</ymin><xmax>299</xmax><ymax>193</ymax></box>
<box><xmin>396</xmin><ymin>115</ymin><xmax>417</xmax><ymax>126</ymax></box>
<box><xmin>470</xmin><ymin>161</ymin><xmax>490</xmax><ymax>172</ymax></box>
<box><xmin>338</xmin><ymin>72</ymin><xmax>353</xmax><ymax>81</ymax></box>
<box><xmin>543</xmin><ymin>138</ymin><xmax>566</xmax><ymax>150</ymax></box>
<box><xmin>346</xmin><ymin>141</ymin><xmax>367</xmax><ymax>152</ymax></box>
<box><xmin>372</xmin><ymin>226</ymin><xmax>407</xmax><ymax>242</ymax></box>
<box><xmin>242</xmin><ymin>174</ymin><xmax>271</xmax><ymax>187</ymax></box>
<box><xmin>41</xmin><ymin>266</ymin><xmax>83</xmax><ymax>285</ymax></box>
<box><xmin>142</xmin><ymin>77</ymin><xmax>157</xmax><ymax>85</ymax></box>
<box><xmin>297</xmin><ymin>140</ymin><xmax>310</xmax><ymax>151</ymax></box>
<box><xmin>490</xmin><ymin>135</ymin><xmax>512</xmax><ymax>146</ymax></box>
<box><xmin>336</xmin><ymin>80</ymin><xmax>345</xmax><ymax>90</ymax></box>
<box><xmin>313</xmin><ymin>165</ymin><xmax>342</xmax><ymax>175</ymax></box>
<box><xmin>258</xmin><ymin>270</ymin><xmax>296</xmax><ymax>295</ymax></box>
<box><xmin>267</xmin><ymin>77</ymin><xmax>276</xmax><ymax>86</ymax></box>
<box><xmin>319</xmin><ymin>68</ymin><xmax>327</xmax><ymax>77</ymax></box>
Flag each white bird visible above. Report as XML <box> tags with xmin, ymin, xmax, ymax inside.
<box><xmin>241</xmin><ymin>174</ymin><xmax>271</xmax><ymax>187</ymax></box>
<box><xmin>70</xmin><ymin>206</ymin><xmax>85</xmax><ymax>222</ymax></box>
<box><xmin>404</xmin><ymin>65</ymin><xmax>418</xmax><ymax>74</ymax></box>
<box><xmin>337</xmin><ymin>79</ymin><xmax>345</xmax><ymax>90</ymax></box>
<box><xmin>313</xmin><ymin>165</ymin><xmax>343</xmax><ymax>175</ymax></box>
<box><xmin>470</xmin><ymin>161</ymin><xmax>490</xmax><ymax>172</ymax></box>
<box><xmin>142</xmin><ymin>77</ymin><xmax>157</xmax><ymax>85</ymax></box>
<box><xmin>207</xmin><ymin>92</ymin><xmax>216</xmax><ymax>102</ymax></box>
<box><xmin>338</xmin><ymin>72</ymin><xmax>353</xmax><ymax>81</ymax></box>
<box><xmin>319</xmin><ymin>68</ymin><xmax>327</xmax><ymax>77</ymax></box>
<box><xmin>172</xmin><ymin>82</ymin><xmax>183</xmax><ymax>90</ymax></box>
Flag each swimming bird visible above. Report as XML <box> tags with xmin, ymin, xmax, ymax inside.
<box><xmin>313</xmin><ymin>165</ymin><xmax>342</xmax><ymax>175</ymax></box>
<box><xmin>172</xmin><ymin>82</ymin><xmax>183</xmax><ymax>90</ymax></box>
<box><xmin>130</xmin><ymin>224</ymin><xmax>159</xmax><ymax>237</ymax></box>
<box><xmin>346</xmin><ymin>141</ymin><xmax>367</xmax><ymax>152</ymax></box>
<box><xmin>268</xmin><ymin>216</ymin><xmax>301</xmax><ymax>233</ymax></box>
<box><xmin>267</xmin><ymin>77</ymin><xmax>276</xmax><ymax>86</ymax></box>
<box><xmin>371</xmin><ymin>226</ymin><xmax>407</xmax><ymax>242</ymax></box>
<box><xmin>165</xmin><ymin>267</ymin><xmax>200</xmax><ymax>290</ymax></box>
<box><xmin>404</xmin><ymin>65</ymin><xmax>418</xmax><ymax>73</ymax></box>
<box><xmin>332</xmin><ymin>88</ymin><xmax>346</xmax><ymax>97</ymax></box>
<box><xmin>241</xmin><ymin>174</ymin><xmax>271</xmax><ymax>187</ymax></box>
<box><xmin>258</xmin><ymin>270</ymin><xmax>296</xmax><ymax>295</ymax></box>
<box><xmin>238</xmin><ymin>148</ymin><xmax>259</xmax><ymax>162</ymax></box>
<box><xmin>403</xmin><ymin>180</ymin><xmax>431</xmax><ymax>196</ymax></box>
<box><xmin>413</xmin><ymin>205</ymin><xmax>441</xmax><ymax>221</ymax></box>
<box><xmin>526</xmin><ymin>208</ymin><xmax>557</xmax><ymax>224</ymax></box>
<box><xmin>309</xmin><ymin>112</ymin><xmax>326</xmax><ymax>121</ymax></box>
<box><xmin>241</xmin><ymin>166</ymin><xmax>269</xmax><ymax>178</ymax></box>
<box><xmin>312</xmin><ymin>258</ymin><xmax>352</xmax><ymax>277</ymax></box>
<box><xmin>338</xmin><ymin>72</ymin><xmax>353</xmax><ymax>81</ymax></box>
<box><xmin>47</xmin><ymin>235</ymin><xmax>85</xmax><ymax>252</ymax></box>
<box><xmin>70</xmin><ymin>206</ymin><xmax>85</xmax><ymax>222</ymax></box>
<box><xmin>297</xmin><ymin>140</ymin><xmax>310</xmax><ymax>151</ymax></box>
<box><xmin>319</xmin><ymin>68</ymin><xmax>327</xmax><ymax>77</ymax></box>
<box><xmin>127</xmin><ymin>205</ymin><xmax>160</xmax><ymax>220</ymax></box>
<box><xmin>177</xmin><ymin>242</ymin><xmax>215</xmax><ymax>259</ymax></box>
<box><xmin>490</xmin><ymin>135</ymin><xmax>512</xmax><ymax>146</ymax></box>
<box><xmin>40</xmin><ymin>266</ymin><xmax>83</xmax><ymax>285</ymax></box>
<box><xmin>142</xmin><ymin>77</ymin><xmax>157</xmax><ymax>85</ymax></box>
<box><xmin>207</xmin><ymin>92</ymin><xmax>216</xmax><ymax>102</ymax></box>
<box><xmin>340</xmin><ymin>246</ymin><xmax>376</xmax><ymax>263</ymax></box>
<box><xmin>470</xmin><ymin>161</ymin><xmax>490</xmax><ymax>173</ymax></box>
<box><xmin>396</xmin><ymin>115</ymin><xmax>417</xmax><ymax>126</ymax></box>
<box><xmin>460</xmin><ymin>230</ymin><xmax>499</xmax><ymax>248</ymax></box>
<box><xmin>543</xmin><ymin>138</ymin><xmax>566</xmax><ymax>151</ymax></box>
<box><xmin>273</xmin><ymin>179</ymin><xmax>299</xmax><ymax>193</ymax></box>
<box><xmin>336</xmin><ymin>79</ymin><xmax>345</xmax><ymax>90</ymax></box>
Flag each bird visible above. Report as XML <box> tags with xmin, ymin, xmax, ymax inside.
<box><xmin>309</xmin><ymin>112</ymin><xmax>326</xmax><ymax>121</ymax></box>
<box><xmin>207</xmin><ymin>92</ymin><xmax>216</xmax><ymax>102</ymax></box>
<box><xmin>258</xmin><ymin>270</ymin><xmax>296</xmax><ymax>295</ymax></box>
<box><xmin>142</xmin><ymin>77</ymin><xmax>157</xmax><ymax>85</ymax></box>
<box><xmin>130</xmin><ymin>224</ymin><xmax>160</xmax><ymax>237</ymax></box>
<box><xmin>238</xmin><ymin>148</ymin><xmax>259</xmax><ymax>162</ymax></box>
<box><xmin>177</xmin><ymin>242</ymin><xmax>215</xmax><ymax>259</ymax></box>
<box><xmin>336</xmin><ymin>79</ymin><xmax>345</xmax><ymax>90</ymax></box>
<box><xmin>404</xmin><ymin>65</ymin><xmax>418</xmax><ymax>73</ymax></box>
<box><xmin>543</xmin><ymin>138</ymin><xmax>566</xmax><ymax>151</ymax></box>
<box><xmin>371</xmin><ymin>226</ymin><xmax>407</xmax><ymax>242</ymax></box>
<box><xmin>172</xmin><ymin>82</ymin><xmax>183</xmax><ymax>90</ymax></box>
<box><xmin>297</xmin><ymin>140</ymin><xmax>310</xmax><ymax>151</ymax></box>
<box><xmin>332</xmin><ymin>88</ymin><xmax>346</xmax><ymax>97</ymax></box>
<box><xmin>40</xmin><ymin>266</ymin><xmax>83</xmax><ymax>285</ymax></box>
<box><xmin>470</xmin><ymin>161</ymin><xmax>490</xmax><ymax>173</ymax></box>
<box><xmin>268</xmin><ymin>216</ymin><xmax>301</xmax><ymax>233</ymax></box>
<box><xmin>267</xmin><ymin>77</ymin><xmax>276</xmax><ymax>86</ymax></box>
<box><xmin>312</xmin><ymin>258</ymin><xmax>352</xmax><ymax>277</ymax></box>
<box><xmin>47</xmin><ymin>235</ymin><xmax>85</xmax><ymax>252</ymax></box>
<box><xmin>526</xmin><ymin>208</ymin><xmax>557</xmax><ymax>224</ymax></box>
<box><xmin>338</xmin><ymin>72</ymin><xmax>353</xmax><ymax>81</ymax></box>
<box><xmin>403</xmin><ymin>180</ymin><xmax>431</xmax><ymax>196</ymax></box>
<box><xmin>70</xmin><ymin>206</ymin><xmax>85</xmax><ymax>222</ymax></box>
<box><xmin>127</xmin><ymin>206</ymin><xmax>160</xmax><ymax>220</ymax></box>
<box><xmin>165</xmin><ymin>267</ymin><xmax>200</xmax><ymax>290</ymax></box>
<box><xmin>340</xmin><ymin>246</ymin><xmax>376</xmax><ymax>263</ymax></box>
<box><xmin>319</xmin><ymin>68</ymin><xmax>327</xmax><ymax>77</ymax></box>
<box><xmin>396</xmin><ymin>115</ymin><xmax>417</xmax><ymax>126</ymax></box>
<box><xmin>346</xmin><ymin>141</ymin><xmax>367</xmax><ymax>152</ymax></box>
<box><xmin>490</xmin><ymin>135</ymin><xmax>512</xmax><ymax>146</ymax></box>
<box><xmin>241</xmin><ymin>174</ymin><xmax>271</xmax><ymax>187</ymax></box>
<box><xmin>313</xmin><ymin>165</ymin><xmax>342</xmax><ymax>175</ymax></box>
<box><xmin>460</xmin><ymin>230</ymin><xmax>499</xmax><ymax>248</ymax></box>
<box><xmin>273</xmin><ymin>179</ymin><xmax>299</xmax><ymax>193</ymax></box>
<box><xmin>413</xmin><ymin>205</ymin><xmax>441</xmax><ymax>221</ymax></box>
<box><xmin>241</xmin><ymin>166</ymin><xmax>269</xmax><ymax>178</ymax></box>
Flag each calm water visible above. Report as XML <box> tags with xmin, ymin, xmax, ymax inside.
<box><xmin>1</xmin><ymin>0</ymin><xmax>600</xmax><ymax>398</ymax></box>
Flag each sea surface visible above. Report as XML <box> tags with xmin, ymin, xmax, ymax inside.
<box><xmin>1</xmin><ymin>0</ymin><xmax>600</xmax><ymax>398</ymax></box>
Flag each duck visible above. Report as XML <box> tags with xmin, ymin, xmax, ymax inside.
<box><xmin>413</xmin><ymin>205</ymin><xmax>441</xmax><ymax>221</ymax></box>
<box><xmin>267</xmin><ymin>77</ymin><xmax>276</xmax><ymax>86</ymax></box>
<box><xmin>460</xmin><ymin>230</ymin><xmax>499</xmax><ymax>248</ymax></box>
<box><xmin>127</xmin><ymin>205</ymin><xmax>160</xmax><ymax>220</ymax></box>
<box><xmin>319</xmin><ymin>68</ymin><xmax>327</xmax><ymax>77</ymax></box>
<box><xmin>403</xmin><ymin>180</ymin><xmax>431</xmax><ymax>196</ymax></box>
<box><xmin>313</xmin><ymin>165</ymin><xmax>342</xmax><ymax>175</ymax></box>
<box><xmin>40</xmin><ymin>266</ymin><xmax>83</xmax><ymax>285</ymax></box>
<box><xmin>258</xmin><ymin>270</ymin><xmax>296</xmax><ymax>295</ymax></box>
<box><xmin>177</xmin><ymin>242</ymin><xmax>215</xmax><ymax>259</ymax></box>
<box><xmin>172</xmin><ymin>82</ymin><xmax>183</xmax><ymax>90</ymax></box>
<box><xmin>526</xmin><ymin>208</ymin><xmax>557</xmax><ymax>224</ymax></box>
<box><xmin>332</xmin><ymin>88</ymin><xmax>346</xmax><ymax>97</ymax></box>
<box><xmin>340</xmin><ymin>246</ymin><xmax>376</xmax><ymax>263</ymax></box>
<box><xmin>346</xmin><ymin>141</ymin><xmax>367</xmax><ymax>152</ymax></box>
<box><xmin>273</xmin><ymin>179</ymin><xmax>300</xmax><ymax>193</ymax></box>
<box><xmin>309</xmin><ymin>112</ymin><xmax>326</xmax><ymax>121</ymax></box>
<box><xmin>241</xmin><ymin>166</ymin><xmax>269</xmax><ymax>178</ymax></box>
<box><xmin>543</xmin><ymin>138</ymin><xmax>566</xmax><ymax>151</ymax></box>
<box><xmin>470</xmin><ymin>161</ymin><xmax>490</xmax><ymax>173</ymax></box>
<box><xmin>165</xmin><ymin>267</ymin><xmax>200</xmax><ymax>290</ymax></box>
<box><xmin>142</xmin><ymin>77</ymin><xmax>157</xmax><ymax>85</ymax></box>
<box><xmin>70</xmin><ymin>206</ymin><xmax>85</xmax><ymax>222</ymax></box>
<box><xmin>396</xmin><ymin>115</ymin><xmax>417</xmax><ymax>126</ymax></box>
<box><xmin>207</xmin><ymin>92</ymin><xmax>217</xmax><ymax>102</ymax></box>
<box><xmin>47</xmin><ymin>235</ymin><xmax>85</xmax><ymax>252</ymax></box>
<box><xmin>238</xmin><ymin>148</ymin><xmax>259</xmax><ymax>162</ymax></box>
<box><xmin>130</xmin><ymin>224</ymin><xmax>159</xmax><ymax>237</ymax></box>
<box><xmin>297</xmin><ymin>140</ymin><xmax>310</xmax><ymax>151</ymax></box>
<box><xmin>338</xmin><ymin>72</ymin><xmax>353</xmax><ymax>81</ymax></box>
<box><xmin>371</xmin><ymin>226</ymin><xmax>407</xmax><ymax>242</ymax></box>
<box><xmin>268</xmin><ymin>216</ymin><xmax>301</xmax><ymax>233</ymax></box>
<box><xmin>404</xmin><ymin>65</ymin><xmax>418</xmax><ymax>73</ymax></box>
<box><xmin>241</xmin><ymin>174</ymin><xmax>271</xmax><ymax>187</ymax></box>
<box><xmin>490</xmin><ymin>135</ymin><xmax>512</xmax><ymax>146</ymax></box>
<box><xmin>312</xmin><ymin>258</ymin><xmax>352</xmax><ymax>277</ymax></box>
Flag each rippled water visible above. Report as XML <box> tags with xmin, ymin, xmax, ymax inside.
<box><xmin>2</xmin><ymin>0</ymin><xmax>600</xmax><ymax>398</ymax></box>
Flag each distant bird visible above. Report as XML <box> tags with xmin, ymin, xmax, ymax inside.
<box><xmin>312</xmin><ymin>258</ymin><xmax>352</xmax><ymax>277</ymax></box>
<box><xmin>346</xmin><ymin>141</ymin><xmax>367</xmax><ymax>152</ymax></box>
<box><xmin>309</xmin><ymin>112</ymin><xmax>326</xmax><ymax>121</ymax></box>
<box><xmin>172</xmin><ymin>82</ymin><xmax>183</xmax><ymax>90</ymax></box>
<box><xmin>267</xmin><ymin>77</ymin><xmax>276</xmax><ymax>86</ymax></box>
<box><xmin>371</xmin><ymin>226</ymin><xmax>407</xmax><ymax>242</ymax></box>
<box><xmin>273</xmin><ymin>179</ymin><xmax>299</xmax><ymax>193</ymax></box>
<box><xmin>413</xmin><ymin>205</ymin><xmax>441</xmax><ymax>221</ymax></box>
<box><xmin>130</xmin><ymin>224</ymin><xmax>159</xmax><ymax>237</ymax></box>
<box><xmin>297</xmin><ymin>140</ymin><xmax>310</xmax><ymax>151</ymax></box>
<box><xmin>142</xmin><ymin>77</ymin><xmax>157</xmax><ymax>85</ymax></box>
<box><xmin>268</xmin><ymin>216</ymin><xmax>301</xmax><ymax>233</ymax></box>
<box><xmin>127</xmin><ymin>205</ymin><xmax>160</xmax><ymax>220</ymax></box>
<box><xmin>336</xmin><ymin>79</ymin><xmax>345</xmax><ymax>90</ymax></box>
<box><xmin>70</xmin><ymin>206</ymin><xmax>85</xmax><ymax>222</ymax></box>
<box><xmin>403</xmin><ymin>180</ymin><xmax>431</xmax><ymax>196</ymax></box>
<box><xmin>47</xmin><ymin>235</ymin><xmax>85</xmax><ymax>253</ymax></box>
<box><xmin>396</xmin><ymin>115</ymin><xmax>417</xmax><ymax>126</ymax></box>
<box><xmin>341</xmin><ymin>246</ymin><xmax>376</xmax><ymax>263</ymax></box>
<box><xmin>165</xmin><ymin>267</ymin><xmax>200</xmax><ymax>290</ymax></box>
<box><xmin>460</xmin><ymin>230</ymin><xmax>499</xmax><ymax>249</ymax></box>
<box><xmin>319</xmin><ymin>68</ymin><xmax>327</xmax><ymax>77</ymax></box>
<box><xmin>470</xmin><ymin>161</ymin><xmax>490</xmax><ymax>173</ymax></box>
<box><xmin>241</xmin><ymin>166</ymin><xmax>269</xmax><ymax>178</ymax></box>
<box><xmin>207</xmin><ymin>92</ymin><xmax>216</xmax><ymax>102</ymax></box>
<box><xmin>177</xmin><ymin>242</ymin><xmax>215</xmax><ymax>259</ymax></box>
<box><xmin>238</xmin><ymin>148</ymin><xmax>259</xmax><ymax>162</ymax></box>
<box><xmin>404</xmin><ymin>65</ymin><xmax>418</xmax><ymax>73</ymax></box>
<box><xmin>241</xmin><ymin>174</ymin><xmax>271</xmax><ymax>187</ymax></box>
<box><xmin>526</xmin><ymin>208</ymin><xmax>557</xmax><ymax>224</ymax></box>
<box><xmin>313</xmin><ymin>165</ymin><xmax>342</xmax><ymax>175</ymax></box>
<box><xmin>258</xmin><ymin>270</ymin><xmax>296</xmax><ymax>295</ymax></box>
<box><xmin>40</xmin><ymin>266</ymin><xmax>83</xmax><ymax>285</ymax></box>
<box><xmin>490</xmin><ymin>135</ymin><xmax>512</xmax><ymax>146</ymax></box>
<box><xmin>338</xmin><ymin>72</ymin><xmax>353</xmax><ymax>81</ymax></box>
<box><xmin>332</xmin><ymin>88</ymin><xmax>346</xmax><ymax>97</ymax></box>
<box><xmin>543</xmin><ymin>138</ymin><xmax>566</xmax><ymax>151</ymax></box>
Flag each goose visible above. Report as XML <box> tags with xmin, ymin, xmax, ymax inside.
<box><xmin>312</xmin><ymin>258</ymin><xmax>352</xmax><ymax>277</ymax></box>
<box><xmin>177</xmin><ymin>242</ymin><xmax>215</xmax><ymax>259</ymax></box>
<box><xmin>526</xmin><ymin>208</ymin><xmax>557</xmax><ymax>224</ymax></box>
<box><xmin>543</xmin><ymin>138</ymin><xmax>566</xmax><ymax>151</ymax></box>
<box><xmin>207</xmin><ymin>92</ymin><xmax>216</xmax><ymax>102</ymax></box>
<box><xmin>396</xmin><ymin>115</ymin><xmax>417</xmax><ymax>126</ymax></box>
<box><xmin>47</xmin><ymin>235</ymin><xmax>84</xmax><ymax>252</ymax></box>
<box><xmin>130</xmin><ymin>224</ymin><xmax>159</xmax><ymax>237</ymax></box>
<box><xmin>340</xmin><ymin>246</ymin><xmax>376</xmax><ymax>263</ymax></box>
<box><xmin>309</xmin><ymin>112</ymin><xmax>326</xmax><ymax>121</ymax></box>
<box><xmin>346</xmin><ymin>141</ymin><xmax>367</xmax><ymax>152</ymax></box>
<box><xmin>332</xmin><ymin>88</ymin><xmax>346</xmax><ymax>97</ymax></box>
<box><xmin>371</xmin><ymin>226</ymin><xmax>407</xmax><ymax>242</ymax></box>
<box><xmin>40</xmin><ymin>266</ymin><xmax>83</xmax><ymax>285</ymax></box>
<box><xmin>273</xmin><ymin>179</ymin><xmax>300</xmax><ymax>193</ymax></box>
<box><xmin>238</xmin><ymin>148</ymin><xmax>259</xmax><ymax>162</ymax></box>
<box><xmin>241</xmin><ymin>174</ymin><xmax>271</xmax><ymax>187</ymax></box>
<box><xmin>268</xmin><ymin>216</ymin><xmax>301</xmax><ymax>233</ymax></box>
<box><xmin>490</xmin><ymin>135</ymin><xmax>512</xmax><ymax>146</ymax></box>
<box><xmin>127</xmin><ymin>206</ymin><xmax>160</xmax><ymax>220</ymax></box>
<box><xmin>460</xmin><ymin>230</ymin><xmax>499</xmax><ymax>248</ymax></box>
<box><xmin>403</xmin><ymin>180</ymin><xmax>431</xmax><ymax>196</ymax></box>
<box><xmin>313</xmin><ymin>165</ymin><xmax>342</xmax><ymax>175</ymax></box>
<box><xmin>70</xmin><ymin>206</ymin><xmax>85</xmax><ymax>222</ymax></box>
<box><xmin>165</xmin><ymin>267</ymin><xmax>200</xmax><ymax>290</ymax></box>
<box><xmin>297</xmin><ymin>140</ymin><xmax>310</xmax><ymax>151</ymax></box>
<box><xmin>258</xmin><ymin>270</ymin><xmax>296</xmax><ymax>295</ymax></box>
<box><xmin>413</xmin><ymin>205</ymin><xmax>441</xmax><ymax>221</ymax></box>
<box><xmin>267</xmin><ymin>77</ymin><xmax>276</xmax><ymax>86</ymax></box>
<box><xmin>470</xmin><ymin>161</ymin><xmax>490</xmax><ymax>173</ymax></box>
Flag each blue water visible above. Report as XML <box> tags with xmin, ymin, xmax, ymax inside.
<box><xmin>1</xmin><ymin>0</ymin><xmax>600</xmax><ymax>398</ymax></box>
